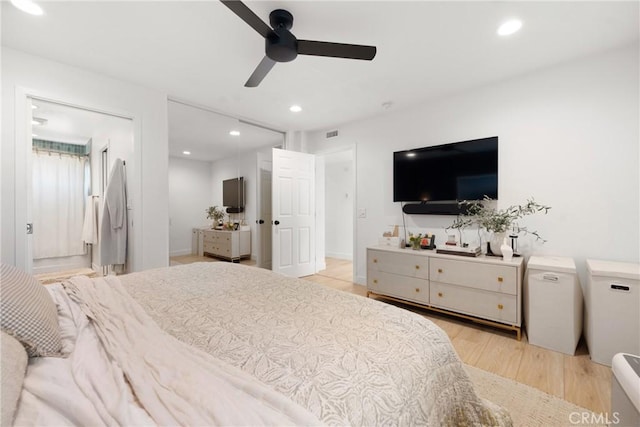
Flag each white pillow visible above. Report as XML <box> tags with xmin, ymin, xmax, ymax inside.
<box><xmin>1</xmin><ymin>331</ymin><xmax>28</xmax><ymax>426</ymax></box>
<box><xmin>0</xmin><ymin>263</ymin><xmax>62</xmax><ymax>357</ymax></box>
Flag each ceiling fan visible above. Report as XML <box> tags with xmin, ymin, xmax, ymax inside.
<box><xmin>220</xmin><ymin>0</ymin><xmax>377</xmax><ymax>87</ymax></box>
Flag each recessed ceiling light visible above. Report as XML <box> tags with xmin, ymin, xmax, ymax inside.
<box><xmin>10</xmin><ymin>0</ymin><xmax>43</xmax><ymax>16</ymax></box>
<box><xmin>183</xmin><ymin>151</ymin><xmax>191</xmax><ymax>155</ymax></box>
<box><xmin>32</xmin><ymin>117</ymin><xmax>47</xmax><ymax>126</ymax></box>
<box><xmin>497</xmin><ymin>19</ymin><xmax>522</xmax><ymax>36</ymax></box>
<box><xmin>31</xmin><ymin>104</ymin><xmax>38</xmax><ymax>109</ymax></box>
<box><xmin>32</xmin><ymin>133</ymin><xmax>39</xmax><ymax>137</ymax></box>
<box><xmin>229</xmin><ymin>130</ymin><xmax>240</xmax><ymax>136</ymax></box>
<box><xmin>289</xmin><ymin>105</ymin><xmax>302</xmax><ymax>113</ymax></box>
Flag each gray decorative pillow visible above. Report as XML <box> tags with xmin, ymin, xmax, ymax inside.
<box><xmin>0</xmin><ymin>263</ymin><xmax>62</xmax><ymax>357</ymax></box>
<box><xmin>1</xmin><ymin>331</ymin><xmax>28</xmax><ymax>426</ymax></box>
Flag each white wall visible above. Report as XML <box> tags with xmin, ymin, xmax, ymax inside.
<box><xmin>324</xmin><ymin>155</ymin><xmax>354</xmax><ymax>260</ymax></box>
<box><xmin>307</xmin><ymin>44</ymin><xmax>640</xmax><ymax>287</ymax></box>
<box><xmin>168</xmin><ymin>157</ymin><xmax>213</xmax><ymax>256</ymax></box>
<box><xmin>1</xmin><ymin>47</ymin><xmax>170</xmax><ymax>271</ymax></box>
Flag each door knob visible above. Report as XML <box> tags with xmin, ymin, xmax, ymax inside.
<box><xmin>258</xmin><ymin>219</ymin><xmax>265</xmax><ymax>224</ymax></box>
<box><xmin>274</xmin><ymin>220</ymin><xmax>280</xmax><ymax>225</ymax></box>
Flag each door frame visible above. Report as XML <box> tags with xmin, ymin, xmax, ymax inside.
<box><xmin>13</xmin><ymin>87</ymin><xmax>142</xmax><ymax>272</ymax></box>
<box><xmin>255</xmin><ymin>150</ymin><xmax>272</xmax><ymax>269</ymax></box>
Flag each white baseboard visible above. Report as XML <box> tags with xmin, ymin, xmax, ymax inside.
<box><xmin>355</xmin><ymin>275</ymin><xmax>366</xmax><ymax>286</ymax></box>
<box><xmin>170</xmin><ymin>249</ymin><xmax>192</xmax><ymax>257</ymax></box>
<box><xmin>325</xmin><ymin>251</ymin><xmax>353</xmax><ymax>260</ymax></box>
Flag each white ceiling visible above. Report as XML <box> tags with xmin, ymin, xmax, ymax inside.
<box><xmin>168</xmin><ymin>99</ymin><xmax>283</xmax><ymax>161</ymax></box>
<box><xmin>31</xmin><ymin>98</ymin><xmax>132</xmax><ymax>146</ymax></box>
<box><xmin>3</xmin><ymin>1</ymin><xmax>638</xmax><ymax>135</ymax></box>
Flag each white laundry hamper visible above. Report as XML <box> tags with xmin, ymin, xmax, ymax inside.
<box><xmin>585</xmin><ymin>259</ymin><xmax>640</xmax><ymax>366</ymax></box>
<box><xmin>524</xmin><ymin>256</ymin><xmax>582</xmax><ymax>355</ymax></box>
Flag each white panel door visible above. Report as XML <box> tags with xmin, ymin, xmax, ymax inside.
<box><xmin>272</xmin><ymin>148</ymin><xmax>315</xmax><ymax>277</ymax></box>
<box><xmin>256</xmin><ymin>152</ymin><xmax>272</xmax><ymax>269</ymax></box>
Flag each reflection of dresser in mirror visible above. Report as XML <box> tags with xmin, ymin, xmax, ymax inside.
<box><xmin>192</xmin><ymin>227</ymin><xmax>250</xmax><ymax>262</ymax></box>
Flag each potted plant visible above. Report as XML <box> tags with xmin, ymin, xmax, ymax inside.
<box><xmin>205</xmin><ymin>206</ymin><xmax>226</xmax><ymax>229</ymax></box>
<box><xmin>408</xmin><ymin>233</ymin><xmax>423</xmax><ymax>250</ymax></box>
<box><xmin>450</xmin><ymin>196</ymin><xmax>551</xmax><ymax>255</ymax></box>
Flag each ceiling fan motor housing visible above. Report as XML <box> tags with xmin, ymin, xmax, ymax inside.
<box><xmin>266</xmin><ymin>9</ymin><xmax>297</xmax><ymax>62</ymax></box>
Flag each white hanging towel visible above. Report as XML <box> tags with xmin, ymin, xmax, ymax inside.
<box><xmin>81</xmin><ymin>196</ymin><xmax>98</xmax><ymax>245</ymax></box>
<box><xmin>100</xmin><ymin>159</ymin><xmax>127</xmax><ymax>267</ymax></box>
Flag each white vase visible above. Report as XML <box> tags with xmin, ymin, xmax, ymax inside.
<box><xmin>489</xmin><ymin>232</ymin><xmax>507</xmax><ymax>255</ymax></box>
<box><xmin>501</xmin><ymin>237</ymin><xmax>514</xmax><ymax>262</ymax></box>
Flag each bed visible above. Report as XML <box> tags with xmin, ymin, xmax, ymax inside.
<box><xmin>1</xmin><ymin>262</ymin><xmax>512</xmax><ymax>426</ymax></box>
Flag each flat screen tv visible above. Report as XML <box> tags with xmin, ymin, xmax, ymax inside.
<box><xmin>393</xmin><ymin>137</ymin><xmax>498</xmax><ymax>203</ymax></box>
<box><xmin>222</xmin><ymin>177</ymin><xmax>245</xmax><ymax>208</ymax></box>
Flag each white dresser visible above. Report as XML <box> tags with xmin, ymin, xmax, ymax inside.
<box><xmin>202</xmin><ymin>229</ymin><xmax>251</xmax><ymax>262</ymax></box>
<box><xmin>367</xmin><ymin>245</ymin><xmax>524</xmax><ymax>339</ymax></box>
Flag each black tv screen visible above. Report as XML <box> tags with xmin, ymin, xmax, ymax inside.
<box><xmin>222</xmin><ymin>177</ymin><xmax>245</xmax><ymax>208</ymax></box>
<box><xmin>393</xmin><ymin>137</ymin><xmax>498</xmax><ymax>202</ymax></box>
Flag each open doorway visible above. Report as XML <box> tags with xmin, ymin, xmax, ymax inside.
<box><xmin>317</xmin><ymin>148</ymin><xmax>355</xmax><ymax>283</ymax></box>
<box><xmin>28</xmin><ymin>98</ymin><xmax>133</xmax><ymax>280</ymax></box>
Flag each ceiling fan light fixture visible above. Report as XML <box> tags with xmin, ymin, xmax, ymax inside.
<box><xmin>289</xmin><ymin>105</ymin><xmax>302</xmax><ymax>113</ymax></box>
<box><xmin>229</xmin><ymin>130</ymin><xmax>240</xmax><ymax>136</ymax></box>
<box><xmin>10</xmin><ymin>0</ymin><xmax>44</xmax><ymax>16</ymax></box>
<box><xmin>497</xmin><ymin>19</ymin><xmax>523</xmax><ymax>36</ymax></box>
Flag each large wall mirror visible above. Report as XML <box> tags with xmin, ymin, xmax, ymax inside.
<box><xmin>167</xmin><ymin>99</ymin><xmax>284</xmax><ymax>267</ymax></box>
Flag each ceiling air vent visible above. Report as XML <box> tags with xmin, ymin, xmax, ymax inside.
<box><xmin>326</xmin><ymin>130</ymin><xmax>339</xmax><ymax>139</ymax></box>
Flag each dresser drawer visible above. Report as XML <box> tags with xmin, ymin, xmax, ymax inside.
<box><xmin>368</xmin><ymin>250</ymin><xmax>428</xmax><ymax>280</ymax></box>
<box><xmin>430</xmin><ymin>258</ymin><xmax>517</xmax><ymax>295</ymax></box>
<box><xmin>205</xmin><ymin>231</ymin><xmax>231</xmax><ymax>244</ymax></box>
<box><xmin>204</xmin><ymin>243</ymin><xmax>232</xmax><ymax>257</ymax></box>
<box><xmin>430</xmin><ymin>282</ymin><xmax>517</xmax><ymax>324</ymax></box>
<box><xmin>217</xmin><ymin>246</ymin><xmax>231</xmax><ymax>257</ymax></box>
<box><xmin>368</xmin><ymin>271</ymin><xmax>429</xmax><ymax>305</ymax></box>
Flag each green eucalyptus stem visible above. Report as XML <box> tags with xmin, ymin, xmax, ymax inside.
<box><xmin>447</xmin><ymin>196</ymin><xmax>551</xmax><ymax>242</ymax></box>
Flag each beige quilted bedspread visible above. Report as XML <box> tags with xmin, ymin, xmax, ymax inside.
<box><xmin>120</xmin><ymin>262</ymin><xmax>512</xmax><ymax>426</ymax></box>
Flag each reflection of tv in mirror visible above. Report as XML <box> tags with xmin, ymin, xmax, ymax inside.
<box><xmin>223</xmin><ymin>177</ymin><xmax>245</xmax><ymax>212</ymax></box>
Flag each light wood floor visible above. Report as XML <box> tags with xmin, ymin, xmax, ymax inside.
<box><xmin>170</xmin><ymin>255</ymin><xmax>612</xmax><ymax>415</ymax></box>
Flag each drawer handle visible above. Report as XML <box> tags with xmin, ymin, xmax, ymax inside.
<box><xmin>415</xmin><ymin>265</ymin><xmax>420</xmax><ymax>270</ymax></box>
<box><xmin>373</xmin><ymin>279</ymin><xmax>378</xmax><ymax>284</ymax></box>
<box><xmin>373</xmin><ymin>259</ymin><xmax>378</xmax><ymax>263</ymax></box>
<box><xmin>438</xmin><ymin>292</ymin><xmax>443</xmax><ymax>297</ymax></box>
<box><xmin>415</xmin><ymin>288</ymin><xmax>420</xmax><ymax>293</ymax></box>
<box><xmin>497</xmin><ymin>304</ymin><xmax>504</xmax><ymax>310</ymax></box>
<box><xmin>438</xmin><ymin>268</ymin><xmax>443</xmax><ymax>273</ymax></box>
<box><xmin>497</xmin><ymin>277</ymin><xmax>504</xmax><ymax>283</ymax></box>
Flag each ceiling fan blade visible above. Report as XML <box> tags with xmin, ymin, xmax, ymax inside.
<box><xmin>297</xmin><ymin>40</ymin><xmax>377</xmax><ymax>60</ymax></box>
<box><xmin>245</xmin><ymin>56</ymin><xmax>277</xmax><ymax>87</ymax></box>
<box><xmin>220</xmin><ymin>0</ymin><xmax>273</xmax><ymax>39</ymax></box>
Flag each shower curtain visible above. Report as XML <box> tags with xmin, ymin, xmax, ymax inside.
<box><xmin>32</xmin><ymin>151</ymin><xmax>87</xmax><ymax>259</ymax></box>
